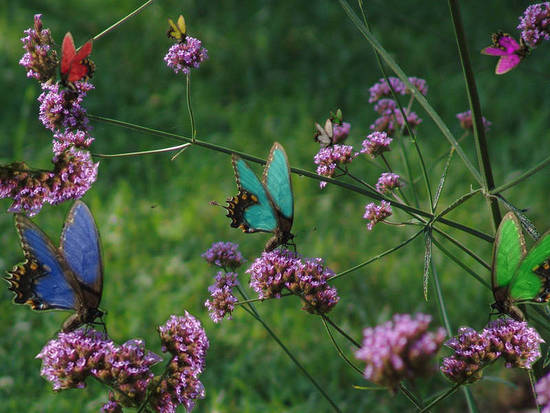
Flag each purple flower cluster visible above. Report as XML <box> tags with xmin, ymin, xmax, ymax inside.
<box><xmin>314</xmin><ymin>144</ymin><xmax>357</xmax><ymax>188</ymax></box>
<box><xmin>205</xmin><ymin>271</ymin><xmax>239</xmax><ymax>323</ymax></box>
<box><xmin>246</xmin><ymin>249</ymin><xmax>339</xmax><ymax>314</ymax></box>
<box><xmin>36</xmin><ymin>330</ymin><xmax>161</xmax><ymax>402</ymax></box>
<box><xmin>332</xmin><ymin>121</ymin><xmax>351</xmax><ymax>144</ymax></box>
<box><xmin>456</xmin><ymin>110</ymin><xmax>492</xmax><ymax>133</ymax></box>
<box><xmin>376</xmin><ymin>173</ymin><xmax>401</xmax><ymax>194</ymax></box>
<box><xmin>518</xmin><ymin>2</ymin><xmax>550</xmax><ymax>47</ymax></box>
<box><xmin>368</xmin><ymin>76</ymin><xmax>428</xmax><ymax>103</ymax></box>
<box><xmin>164</xmin><ymin>36</ymin><xmax>208</xmax><ymax>75</ymax></box>
<box><xmin>363</xmin><ymin>201</ymin><xmax>392</xmax><ymax>230</ymax></box>
<box><xmin>360</xmin><ymin>131</ymin><xmax>392</xmax><ymax>158</ymax></box>
<box><xmin>19</xmin><ymin>14</ymin><xmax>58</xmax><ymax>82</ymax></box>
<box><xmin>4</xmin><ymin>15</ymin><xmax>98</xmax><ymax>215</ymax></box>
<box><xmin>536</xmin><ymin>372</ymin><xmax>550</xmax><ymax>413</ymax></box>
<box><xmin>355</xmin><ymin>313</ymin><xmax>446</xmax><ymax>391</ymax></box>
<box><xmin>441</xmin><ymin>319</ymin><xmax>543</xmax><ymax>384</ymax></box>
<box><xmin>202</xmin><ymin>241</ymin><xmax>245</xmax><ymax>269</ymax></box>
<box><xmin>153</xmin><ymin>313</ymin><xmax>209</xmax><ymax>412</ymax></box>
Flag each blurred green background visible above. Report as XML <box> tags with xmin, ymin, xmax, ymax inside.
<box><xmin>1</xmin><ymin>0</ymin><xmax>550</xmax><ymax>411</ymax></box>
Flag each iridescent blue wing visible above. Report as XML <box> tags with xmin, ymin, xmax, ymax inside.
<box><xmin>60</xmin><ymin>201</ymin><xmax>103</xmax><ymax>309</ymax></box>
<box><xmin>263</xmin><ymin>142</ymin><xmax>293</xmax><ymax>219</ymax></box>
<box><xmin>231</xmin><ymin>155</ymin><xmax>277</xmax><ymax>232</ymax></box>
<box><xmin>6</xmin><ymin>215</ymin><xmax>79</xmax><ymax>311</ymax></box>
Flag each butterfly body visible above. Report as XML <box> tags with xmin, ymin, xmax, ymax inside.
<box><xmin>224</xmin><ymin>143</ymin><xmax>294</xmax><ymax>252</ymax></box>
<box><xmin>491</xmin><ymin>212</ymin><xmax>550</xmax><ymax>320</ymax></box>
<box><xmin>481</xmin><ymin>32</ymin><xmax>529</xmax><ymax>75</ymax></box>
<box><xmin>5</xmin><ymin>201</ymin><xmax>104</xmax><ymax>331</ymax></box>
<box><xmin>167</xmin><ymin>15</ymin><xmax>187</xmax><ymax>42</ymax></box>
<box><xmin>60</xmin><ymin>32</ymin><xmax>94</xmax><ymax>85</ymax></box>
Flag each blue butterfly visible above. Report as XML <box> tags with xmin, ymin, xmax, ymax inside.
<box><xmin>5</xmin><ymin>201</ymin><xmax>104</xmax><ymax>332</ymax></box>
<box><xmin>224</xmin><ymin>142</ymin><xmax>294</xmax><ymax>251</ymax></box>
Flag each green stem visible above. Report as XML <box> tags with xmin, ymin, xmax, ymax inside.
<box><xmin>399</xmin><ymin>383</ymin><xmax>424</xmax><ymax>411</ymax></box>
<box><xmin>321</xmin><ymin>315</ymin><xmax>361</xmax><ymax>348</ymax></box>
<box><xmin>432</xmin><ymin>238</ymin><xmax>490</xmax><ymax>290</ymax></box>
<box><xmin>433</xmin><ymin>148</ymin><xmax>454</xmax><ymax>210</ymax></box>
<box><xmin>93</xmin><ymin>0</ymin><xmax>156</xmax><ymax>42</ymax></box>
<box><xmin>93</xmin><ymin>144</ymin><xmax>190</xmax><ymax>158</ymax></box>
<box><xmin>88</xmin><ymin>114</ymin><xmax>493</xmax><ymax>243</ymax></box>
<box><xmin>235</xmin><ymin>292</ymin><xmax>293</xmax><ymax>306</ymax></box>
<box><xmin>234</xmin><ymin>285</ymin><xmax>341</xmax><ymax>412</ymax></box>
<box><xmin>398</xmin><ymin>136</ymin><xmax>421</xmax><ymax>208</ymax></box>
<box><xmin>490</xmin><ymin>154</ymin><xmax>550</xmax><ymax>194</ymax></box>
<box><xmin>528</xmin><ymin>369</ymin><xmax>542</xmax><ymax>413</ymax></box>
<box><xmin>432</xmin><ymin>227</ymin><xmax>490</xmax><ymax>270</ymax></box>
<box><xmin>330</xmin><ymin>229</ymin><xmax>423</xmax><ymax>281</ymax></box>
<box><xmin>321</xmin><ymin>317</ymin><xmax>364</xmax><ymax>375</ymax></box>
<box><xmin>435</xmin><ymin>189</ymin><xmax>481</xmax><ymax>220</ymax></box>
<box><xmin>186</xmin><ymin>73</ymin><xmax>196</xmax><ymax>143</ymax></box>
<box><xmin>447</xmin><ymin>0</ymin><xmax>500</xmax><ymax>229</ymax></box>
<box><xmin>338</xmin><ymin>0</ymin><xmax>482</xmax><ymax>185</ymax></box>
<box><xmin>418</xmin><ymin>384</ymin><xmax>460</xmax><ymax>413</ymax></box>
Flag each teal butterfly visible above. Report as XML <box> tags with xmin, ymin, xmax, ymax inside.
<box><xmin>5</xmin><ymin>201</ymin><xmax>104</xmax><ymax>331</ymax></box>
<box><xmin>492</xmin><ymin>211</ymin><xmax>550</xmax><ymax>320</ymax></box>
<box><xmin>223</xmin><ymin>142</ymin><xmax>294</xmax><ymax>251</ymax></box>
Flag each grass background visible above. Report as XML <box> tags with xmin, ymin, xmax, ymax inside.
<box><xmin>1</xmin><ymin>0</ymin><xmax>550</xmax><ymax>411</ymax></box>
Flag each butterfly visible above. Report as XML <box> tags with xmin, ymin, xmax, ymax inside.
<box><xmin>167</xmin><ymin>15</ymin><xmax>187</xmax><ymax>42</ymax></box>
<box><xmin>5</xmin><ymin>201</ymin><xmax>104</xmax><ymax>332</ymax></box>
<box><xmin>491</xmin><ymin>212</ymin><xmax>550</xmax><ymax>321</ymax></box>
<box><xmin>314</xmin><ymin>109</ymin><xmax>344</xmax><ymax>147</ymax></box>
<box><xmin>223</xmin><ymin>142</ymin><xmax>294</xmax><ymax>252</ymax></box>
<box><xmin>60</xmin><ymin>32</ymin><xmax>94</xmax><ymax>84</ymax></box>
<box><xmin>481</xmin><ymin>32</ymin><xmax>529</xmax><ymax>75</ymax></box>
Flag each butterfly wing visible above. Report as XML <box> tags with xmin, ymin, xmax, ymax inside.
<box><xmin>230</xmin><ymin>156</ymin><xmax>277</xmax><ymax>232</ymax></box>
<box><xmin>167</xmin><ymin>15</ymin><xmax>186</xmax><ymax>41</ymax></box>
<box><xmin>60</xmin><ymin>201</ymin><xmax>103</xmax><ymax>309</ymax></box>
<box><xmin>263</xmin><ymin>142</ymin><xmax>294</xmax><ymax>220</ymax></box>
<box><xmin>6</xmin><ymin>215</ymin><xmax>80</xmax><ymax>311</ymax></box>
<box><xmin>61</xmin><ymin>32</ymin><xmax>77</xmax><ymax>76</ymax></box>
<box><xmin>481</xmin><ymin>47</ymin><xmax>508</xmax><ymax>57</ymax></box>
<box><xmin>509</xmin><ymin>230</ymin><xmax>550</xmax><ymax>302</ymax></box>
<box><xmin>495</xmin><ymin>55</ymin><xmax>521</xmax><ymax>75</ymax></box>
<box><xmin>61</xmin><ymin>32</ymin><xmax>93</xmax><ymax>83</ymax></box>
<box><xmin>492</xmin><ymin>212</ymin><xmax>526</xmax><ymax>292</ymax></box>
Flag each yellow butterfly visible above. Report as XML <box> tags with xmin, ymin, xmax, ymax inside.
<box><xmin>167</xmin><ymin>15</ymin><xmax>187</xmax><ymax>42</ymax></box>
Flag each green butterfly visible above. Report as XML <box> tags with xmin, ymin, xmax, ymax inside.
<box><xmin>492</xmin><ymin>211</ymin><xmax>550</xmax><ymax>320</ymax></box>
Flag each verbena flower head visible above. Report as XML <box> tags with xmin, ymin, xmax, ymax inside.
<box><xmin>38</xmin><ymin>81</ymin><xmax>93</xmax><ymax>132</ymax></box>
<box><xmin>368</xmin><ymin>76</ymin><xmax>428</xmax><ymax>103</ymax></box>
<box><xmin>518</xmin><ymin>2</ymin><xmax>550</xmax><ymax>47</ymax></box>
<box><xmin>370</xmin><ymin>108</ymin><xmax>422</xmax><ymax>136</ymax></box>
<box><xmin>332</xmin><ymin>121</ymin><xmax>351</xmax><ymax>144</ymax></box>
<box><xmin>456</xmin><ymin>110</ymin><xmax>491</xmax><ymax>133</ymax></box>
<box><xmin>360</xmin><ymin>131</ymin><xmax>392</xmax><ymax>158</ymax></box>
<box><xmin>246</xmin><ymin>249</ymin><xmax>339</xmax><ymax>314</ymax></box>
<box><xmin>53</xmin><ymin>130</ymin><xmax>94</xmax><ymax>154</ymax></box>
<box><xmin>19</xmin><ymin>14</ymin><xmax>58</xmax><ymax>82</ymax></box>
<box><xmin>536</xmin><ymin>372</ymin><xmax>550</xmax><ymax>413</ymax></box>
<box><xmin>363</xmin><ymin>201</ymin><xmax>392</xmax><ymax>230</ymax></box>
<box><xmin>202</xmin><ymin>241</ymin><xmax>245</xmax><ymax>269</ymax></box>
<box><xmin>101</xmin><ymin>396</ymin><xmax>123</xmax><ymax>413</ymax></box>
<box><xmin>205</xmin><ymin>271</ymin><xmax>239</xmax><ymax>323</ymax></box>
<box><xmin>154</xmin><ymin>313</ymin><xmax>209</xmax><ymax>412</ymax></box>
<box><xmin>355</xmin><ymin>313</ymin><xmax>446</xmax><ymax>391</ymax></box>
<box><xmin>376</xmin><ymin>173</ymin><xmax>401</xmax><ymax>194</ymax></box>
<box><xmin>441</xmin><ymin>319</ymin><xmax>543</xmax><ymax>384</ymax></box>
<box><xmin>314</xmin><ymin>144</ymin><xmax>357</xmax><ymax>188</ymax></box>
<box><xmin>164</xmin><ymin>36</ymin><xmax>208</xmax><ymax>75</ymax></box>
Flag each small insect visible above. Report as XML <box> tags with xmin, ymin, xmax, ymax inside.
<box><xmin>5</xmin><ymin>201</ymin><xmax>104</xmax><ymax>332</ymax></box>
<box><xmin>314</xmin><ymin>109</ymin><xmax>344</xmax><ymax>147</ymax></box>
<box><xmin>167</xmin><ymin>15</ymin><xmax>187</xmax><ymax>42</ymax></box>
<box><xmin>219</xmin><ymin>143</ymin><xmax>294</xmax><ymax>252</ymax></box>
<box><xmin>60</xmin><ymin>32</ymin><xmax>94</xmax><ymax>84</ymax></box>
<box><xmin>481</xmin><ymin>32</ymin><xmax>529</xmax><ymax>75</ymax></box>
<box><xmin>491</xmin><ymin>212</ymin><xmax>550</xmax><ymax>320</ymax></box>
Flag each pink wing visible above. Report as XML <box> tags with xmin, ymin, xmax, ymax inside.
<box><xmin>481</xmin><ymin>46</ymin><xmax>508</xmax><ymax>56</ymax></box>
<box><xmin>498</xmin><ymin>35</ymin><xmax>521</xmax><ymax>54</ymax></box>
<box><xmin>495</xmin><ymin>55</ymin><xmax>521</xmax><ymax>75</ymax></box>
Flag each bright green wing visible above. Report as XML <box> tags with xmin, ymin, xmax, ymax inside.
<box><xmin>510</xmin><ymin>229</ymin><xmax>550</xmax><ymax>301</ymax></box>
<box><xmin>492</xmin><ymin>212</ymin><xmax>526</xmax><ymax>291</ymax></box>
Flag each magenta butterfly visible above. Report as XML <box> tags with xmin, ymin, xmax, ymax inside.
<box><xmin>481</xmin><ymin>32</ymin><xmax>529</xmax><ymax>75</ymax></box>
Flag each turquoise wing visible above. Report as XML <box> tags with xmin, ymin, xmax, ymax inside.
<box><xmin>263</xmin><ymin>142</ymin><xmax>293</xmax><ymax>219</ymax></box>
<box><xmin>233</xmin><ymin>156</ymin><xmax>277</xmax><ymax>231</ymax></box>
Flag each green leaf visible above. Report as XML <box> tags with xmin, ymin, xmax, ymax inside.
<box><xmin>424</xmin><ymin>229</ymin><xmax>432</xmax><ymax>301</ymax></box>
<box><xmin>492</xmin><ymin>212</ymin><xmax>526</xmax><ymax>290</ymax></box>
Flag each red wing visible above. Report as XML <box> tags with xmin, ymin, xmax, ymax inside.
<box><xmin>61</xmin><ymin>32</ymin><xmax>76</xmax><ymax>75</ymax></box>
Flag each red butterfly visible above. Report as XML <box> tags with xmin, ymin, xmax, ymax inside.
<box><xmin>61</xmin><ymin>32</ymin><xmax>94</xmax><ymax>84</ymax></box>
<box><xmin>481</xmin><ymin>32</ymin><xmax>529</xmax><ymax>75</ymax></box>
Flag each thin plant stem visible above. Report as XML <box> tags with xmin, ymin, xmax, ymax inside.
<box><xmin>330</xmin><ymin>229</ymin><xmax>423</xmax><ymax>281</ymax></box>
<box><xmin>433</xmin><ymin>227</ymin><xmax>491</xmax><ymax>270</ymax></box>
<box><xmin>399</xmin><ymin>136</ymin><xmax>421</xmax><ymax>208</ymax></box>
<box><xmin>93</xmin><ymin>144</ymin><xmax>191</xmax><ymax>158</ymax></box>
<box><xmin>338</xmin><ymin>0</ymin><xmax>483</xmax><ymax>185</ymax></box>
<box><xmin>435</xmin><ymin>189</ymin><xmax>482</xmax><ymax>220</ymax></box>
<box><xmin>447</xmin><ymin>0</ymin><xmax>501</xmax><ymax>229</ymax></box>
<box><xmin>321</xmin><ymin>315</ymin><xmax>361</xmax><ymax>348</ymax></box>
<box><xmin>88</xmin><ymin>114</ymin><xmax>494</xmax><ymax>243</ymax></box>
<box><xmin>93</xmin><ymin>0</ymin><xmax>156</xmax><ymax>42</ymax></box>
<box><xmin>234</xmin><ymin>285</ymin><xmax>341</xmax><ymax>412</ymax></box>
<box><xmin>321</xmin><ymin>317</ymin><xmax>364</xmax><ymax>375</ymax></box>
<box><xmin>490</xmin><ymin>154</ymin><xmax>550</xmax><ymax>194</ymax></box>
<box><xmin>399</xmin><ymin>383</ymin><xmax>424</xmax><ymax>411</ymax></box>
<box><xmin>235</xmin><ymin>292</ymin><xmax>293</xmax><ymax>306</ymax></box>
<box><xmin>528</xmin><ymin>369</ymin><xmax>542</xmax><ymax>413</ymax></box>
<box><xmin>418</xmin><ymin>384</ymin><xmax>460</xmax><ymax>413</ymax></box>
